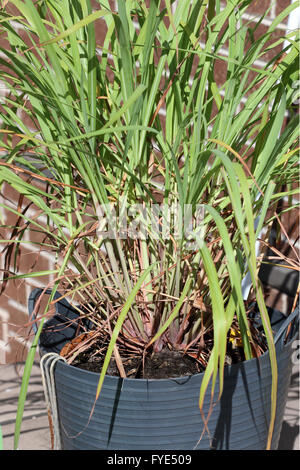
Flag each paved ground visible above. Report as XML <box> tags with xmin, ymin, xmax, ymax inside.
<box><xmin>1</xmin><ymin>361</ymin><xmax>299</xmax><ymax>451</ymax></box>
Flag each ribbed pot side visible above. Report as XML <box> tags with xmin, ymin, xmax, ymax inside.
<box><xmin>51</xmin><ymin>337</ymin><xmax>295</xmax><ymax>450</ymax></box>
<box><xmin>30</xmin><ymin>289</ymin><xmax>298</xmax><ymax>450</ymax></box>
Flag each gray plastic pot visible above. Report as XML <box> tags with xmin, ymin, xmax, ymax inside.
<box><xmin>29</xmin><ymin>289</ymin><xmax>299</xmax><ymax>450</ymax></box>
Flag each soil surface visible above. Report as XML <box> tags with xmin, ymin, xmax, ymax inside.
<box><xmin>74</xmin><ymin>349</ymin><xmax>200</xmax><ymax>379</ymax></box>
<box><xmin>66</xmin><ymin>310</ymin><xmax>267</xmax><ymax>379</ymax></box>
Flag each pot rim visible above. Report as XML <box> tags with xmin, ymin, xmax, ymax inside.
<box><xmin>41</xmin><ymin>331</ymin><xmax>296</xmax><ymax>384</ymax></box>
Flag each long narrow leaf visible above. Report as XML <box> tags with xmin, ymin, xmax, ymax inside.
<box><xmin>95</xmin><ymin>262</ymin><xmax>157</xmax><ymax>400</ymax></box>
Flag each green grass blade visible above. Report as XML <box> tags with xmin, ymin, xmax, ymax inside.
<box><xmin>255</xmin><ymin>182</ymin><xmax>276</xmax><ymax>239</ymax></box>
<box><xmin>41</xmin><ymin>9</ymin><xmax>111</xmax><ymax>46</ymax></box>
<box><xmin>14</xmin><ymin>318</ymin><xmax>45</xmax><ymax>450</ymax></box>
<box><xmin>197</xmin><ymin>240</ymin><xmax>227</xmax><ymax>407</ymax></box>
<box><xmin>202</xmin><ymin>204</ymin><xmax>252</xmax><ymax>359</ymax></box>
<box><xmin>147</xmin><ymin>277</ymin><xmax>193</xmax><ymax>348</ymax></box>
<box><xmin>95</xmin><ymin>262</ymin><xmax>158</xmax><ymax>400</ymax></box>
<box><xmin>86</xmin><ymin>0</ymin><xmax>97</xmax><ymax>154</ymax></box>
<box><xmin>253</xmin><ymin>92</ymin><xmax>286</xmax><ymax>186</ymax></box>
<box><xmin>114</xmin><ymin>0</ymin><xmax>134</xmax><ymax>120</ymax></box>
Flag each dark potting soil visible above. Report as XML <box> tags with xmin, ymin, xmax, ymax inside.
<box><xmin>67</xmin><ymin>311</ymin><xmax>265</xmax><ymax>379</ymax></box>
<box><xmin>74</xmin><ymin>349</ymin><xmax>200</xmax><ymax>379</ymax></box>
<box><xmin>72</xmin><ymin>345</ymin><xmax>247</xmax><ymax>379</ymax></box>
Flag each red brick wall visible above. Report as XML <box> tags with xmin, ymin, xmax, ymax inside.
<box><xmin>0</xmin><ymin>0</ymin><xmax>297</xmax><ymax>363</ymax></box>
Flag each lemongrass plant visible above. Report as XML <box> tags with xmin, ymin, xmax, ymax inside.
<box><xmin>0</xmin><ymin>0</ymin><xmax>299</xmax><ymax>450</ymax></box>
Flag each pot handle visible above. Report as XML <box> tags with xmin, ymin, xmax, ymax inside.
<box><xmin>28</xmin><ymin>288</ymin><xmax>66</xmax><ymax>335</ymax></box>
<box><xmin>273</xmin><ymin>304</ymin><xmax>299</xmax><ymax>346</ymax></box>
